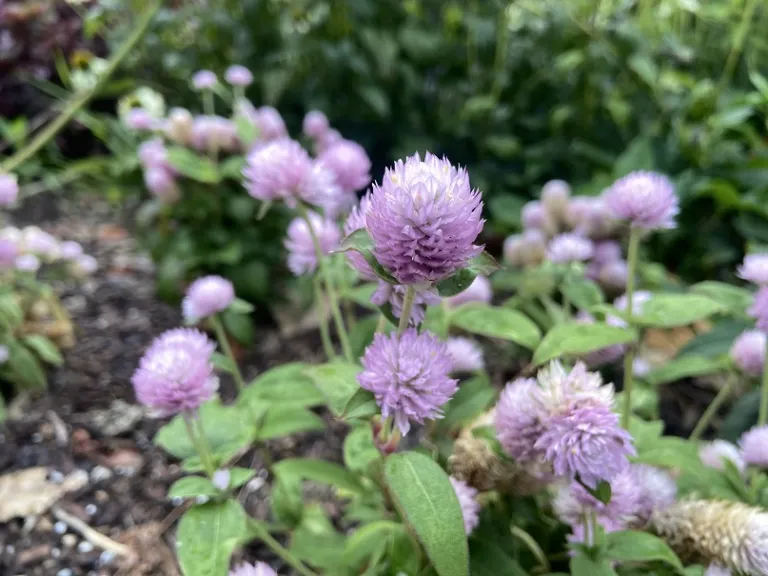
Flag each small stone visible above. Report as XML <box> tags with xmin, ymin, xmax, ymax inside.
<box><xmin>54</xmin><ymin>521</ymin><xmax>68</xmax><ymax>534</ymax></box>
<box><xmin>56</xmin><ymin>569</ymin><xmax>73</xmax><ymax>576</ymax></box>
<box><xmin>77</xmin><ymin>540</ymin><xmax>94</xmax><ymax>553</ymax></box>
<box><xmin>171</xmin><ymin>496</ymin><xmax>184</xmax><ymax>506</ymax></box>
<box><xmin>94</xmin><ymin>490</ymin><xmax>109</xmax><ymax>503</ymax></box>
<box><xmin>51</xmin><ymin>547</ymin><xmax>61</xmax><ymax>558</ymax></box>
<box><xmin>99</xmin><ymin>550</ymin><xmax>116</xmax><ymax>565</ymax></box>
<box><xmin>48</xmin><ymin>470</ymin><xmax>65</xmax><ymax>484</ymax></box>
<box><xmin>84</xmin><ymin>503</ymin><xmax>97</xmax><ymax>516</ymax></box>
<box><xmin>31</xmin><ymin>432</ymin><xmax>43</xmax><ymax>443</ymax></box>
<box><xmin>62</xmin><ymin>534</ymin><xmax>77</xmax><ymax>548</ymax></box>
<box><xmin>36</xmin><ymin>517</ymin><xmax>53</xmax><ymax>532</ymax></box>
<box><xmin>90</xmin><ymin>466</ymin><xmax>112</xmax><ymax>483</ymax></box>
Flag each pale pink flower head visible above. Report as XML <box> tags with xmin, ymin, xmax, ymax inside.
<box><xmin>318</xmin><ymin>139</ymin><xmax>372</xmax><ymax>194</ymax></box>
<box><xmin>225</xmin><ymin>65</ymin><xmax>253</xmax><ymax>87</ymax></box>
<box><xmin>138</xmin><ymin>138</ymin><xmax>171</xmax><ymax>171</ymax></box>
<box><xmin>446</xmin><ymin>337</ymin><xmax>485</xmax><ymax>373</ymax></box>
<box><xmin>131</xmin><ymin>328</ymin><xmax>218</xmax><ymax>416</ymax></box>
<box><xmin>370</xmin><ymin>283</ymin><xmax>440</xmax><ymax>327</ymax></box>
<box><xmin>547</xmin><ymin>233</ymin><xmax>594</xmax><ymax>263</ymax></box>
<box><xmin>604</xmin><ymin>171</ymin><xmax>678</xmax><ymax>230</ymax></box>
<box><xmin>59</xmin><ymin>241</ymin><xmax>83</xmax><ymax>260</ymax></box>
<box><xmin>342</xmin><ymin>192</ymin><xmax>375</xmax><ymax>281</ymax></box>
<box><xmin>541</xmin><ymin>179</ymin><xmax>570</xmax><ymax>219</ymax></box>
<box><xmin>749</xmin><ymin>287</ymin><xmax>768</xmax><ymax>332</ymax></box>
<box><xmin>366</xmin><ymin>152</ymin><xmax>484</xmax><ymax>285</ymax></box>
<box><xmin>445</xmin><ymin>275</ymin><xmax>492</xmax><ymax>308</ymax></box>
<box><xmin>164</xmin><ymin>107</ymin><xmax>194</xmax><ymax>145</ymax></box>
<box><xmin>124</xmin><ymin>108</ymin><xmax>155</xmax><ymax>131</ymax></box>
<box><xmin>256</xmin><ymin>106</ymin><xmax>288</xmax><ymax>141</ymax></box>
<box><xmin>730</xmin><ymin>330</ymin><xmax>766</xmax><ymax>377</ymax></box>
<box><xmin>303</xmin><ymin>110</ymin><xmax>330</xmax><ymax>140</ymax></box>
<box><xmin>629</xmin><ymin>463</ymin><xmax>677</xmax><ymax>524</ymax></box>
<box><xmin>597</xmin><ymin>260</ymin><xmax>628</xmax><ymax>290</ymax></box>
<box><xmin>284</xmin><ymin>211</ymin><xmax>340</xmax><ymax>276</ymax></box>
<box><xmin>521</xmin><ymin>200</ymin><xmax>548</xmax><ymax>230</ymax></box>
<box><xmin>358</xmin><ymin>328</ymin><xmax>458</xmax><ymax>435</ymax></box>
<box><xmin>190</xmin><ymin>115</ymin><xmax>239</xmax><ymax>153</ymax></box>
<box><xmin>229</xmin><ymin>562</ymin><xmax>277</xmax><ymax>576</ymax></box>
<box><xmin>74</xmin><ymin>254</ymin><xmax>98</xmax><ymax>276</ymax></box>
<box><xmin>495</xmin><ymin>377</ymin><xmax>547</xmax><ymax>462</ymax></box>
<box><xmin>316</xmin><ymin>128</ymin><xmax>342</xmax><ymax>154</ymax></box>
<box><xmin>0</xmin><ymin>238</ymin><xmax>17</xmax><ymax>268</ymax></box>
<box><xmin>593</xmin><ymin>241</ymin><xmax>622</xmax><ymax>265</ymax></box>
<box><xmin>699</xmin><ymin>440</ymin><xmax>746</xmax><ymax>475</ymax></box>
<box><xmin>15</xmin><ymin>253</ymin><xmax>40</xmax><ymax>272</ymax></box>
<box><xmin>553</xmin><ymin>468</ymin><xmax>640</xmax><ymax>529</ymax></box>
<box><xmin>739</xmin><ymin>254</ymin><xmax>768</xmax><ymax>286</ymax></box>
<box><xmin>449</xmin><ymin>476</ymin><xmax>480</xmax><ymax>535</ymax></box>
<box><xmin>0</xmin><ymin>173</ymin><xmax>19</xmax><ymax>206</ymax></box>
<box><xmin>192</xmin><ymin>70</ymin><xmax>217</xmax><ymax>90</ymax></box>
<box><xmin>704</xmin><ymin>565</ymin><xmax>731</xmax><ymax>576</ymax></box>
<box><xmin>182</xmin><ymin>275</ymin><xmax>235</xmax><ymax>322</ymax></box>
<box><xmin>243</xmin><ymin>139</ymin><xmax>313</xmax><ymax>202</ymax></box>
<box><xmin>144</xmin><ymin>168</ymin><xmax>180</xmax><ymax>204</ymax></box>
<box><xmin>739</xmin><ymin>425</ymin><xmax>768</xmax><ymax>468</ymax></box>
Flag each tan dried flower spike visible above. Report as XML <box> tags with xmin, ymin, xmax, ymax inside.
<box><xmin>652</xmin><ymin>499</ymin><xmax>768</xmax><ymax>575</ymax></box>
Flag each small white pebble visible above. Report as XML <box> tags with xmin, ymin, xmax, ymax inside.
<box><xmin>84</xmin><ymin>503</ymin><xmax>98</xmax><ymax>516</ymax></box>
<box><xmin>53</xmin><ymin>521</ymin><xmax>68</xmax><ymax>534</ymax></box>
<box><xmin>195</xmin><ymin>495</ymin><xmax>209</xmax><ymax>505</ymax></box>
<box><xmin>31</xmin><ymin>432</ymin><xmax>43</xmax><ymax>443</ymax></box>
<box><xmin>171</xmin><ymin>496</ymin><xmax>184</xmax><ymax>506</ymax></box>
<box><xmin>5</xmin><ymin>545</ymin><xmax>14</xmax><ymax>555</ymax></box>
<box><xmin>90</xmin><ymin>465</ymin><xmax>112</xmax><ymax>482</ymax></box>
<box><xmin>56</xmin><ymin>570</ymin><xmax>73</xmax><ymax>576</ymax></box>
<box><xmin>62</xmin><ymin>534</ymin><xmax>77</xmax><ymax>548</ymax></box>
<box><xmin>99</xmin><ymin>550</ymin><xmax>116</xmax><ymax>565</ymax></box>
<box><xmin>48</xmin><ymin>470</ymin><xmax>65</xmax><ymax>484</ymax></box>
<box><xmin>77</xmin><ymin>541</ymin><xmax>94</xmax><ymax>553</ymax></box>
<box><xmin>51</xmin><ymin>547</ymin><xmax>61</xmax><ymax>558</ymax></box>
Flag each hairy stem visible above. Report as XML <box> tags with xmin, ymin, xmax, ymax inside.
<box><xmin>621</xmin><ymin>226</ymin><xmax>641</xmax><ymax>429</ymax></box>
<box><xmin>691</xmin><ymin>373</ymin><xmax>735</xmax><ymax>440</ymax></box>
<box><xmin>211</xmin><ymin>314</ymin><xmax>245</xmax><ymax>392</ymax></box>
<box><xmin>313</xmin><ymin>276</ymin><xmax>337</xmax><ymax>361</ymax></box>
<box><xmin>511</xmin><ymin>525</ymin><xmax>551</xmax><ymax>573</ymax></box>
<box><xmin>183</xmin><ymin>412</ymin><xmax>215</xmax><ymax>477</ymax></box>
<box><xmin>398</xmin><ymin>286</ymin><xmax>416</xmax><ymax>336</ymax></box>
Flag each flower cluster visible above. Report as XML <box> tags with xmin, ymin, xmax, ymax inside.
<box><xmin>138</xmin><ymin>138</ymin><xmax>180</xmax><ymax>204</ymax></box>
<box><xmin>284</xmin><ymin>211</ymin><xmax>341</xmax><ymax>276</ymax></box>
<box><xmin>0</xmin><ymin>225</ymin><xmax>97</xmax><ymax>276</ymax></box>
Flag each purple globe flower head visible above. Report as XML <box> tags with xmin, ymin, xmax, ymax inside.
<box><xmin>59</xmin><ymin>241</ymin><xmax>83</xmax><ymax>260</ymax></box>
<box><xmin>284</xmin><ymin>211</ymin><xmax>340</xmax><ymax>277</ymax></box>
<box><xmin>541</xmin><ymin>179</ymin><xmax>570</xmax><ymax>220</ymax></box>
<box><xmin>138</xmin><ymin>138</ymin><xmax>170</xmax><ymax>171</ymax></box>
<box><xmin>0</xmin><ymin>238</ymin><xmax>17</xmax><ymax>268</ymax></box>
<box><xmin>449</xmin><ymin>476</ymin><xmax>480</xmax><ymax>534</ymax></box>
<box><xmin>445</xmin><ymin>275</ymin><xmax>492</xmax><ymax>308</ymax></box>
<box><xmin>190</xmin><ymin>116</ymin><xmax>240</xmax><ymax>153</ymax></box>
<box><xmin>318</xmin><ymin>139</ymin><xmax>372</xmax><ymax>194</ymax></box>
<box><xmin>164</xmin><ymin>107</ymin><xmax>194</xmax><ymax>145</ymax></box>
<box><xmin>358</xmin><ymin>328</ymin><xmax>458</xmax><ymax>435</ymax></box>
<box><xmin>371</xmin><ymin>282</ymin><xmax>440</xmax><ymax>327</ymax></box>
<box><xmin>749</xmin><ymin>287</ymin><xmax>768</xmax><ymax>332</ymax></box>
<box><xmin>738</xmin><ymin>254</ymin><xmax>768</xmax><ymax>286</ymax></box>
<box><xmin>731</xmin><ymin>330</ymin><xmax>766</xmax><ymax>377</ymax></box>
<box><xmin>604</xmin><ymin>171</ymin><xmax>678</xmax><ymax>230</ymax></box>
<box><xmin>192</xmin><ymin>70</ymin><xmax>217</xmax><ymax>90</ymax></box>
<box><xmin>522</xmin><ymin>200</ymin><xmax>550</xmax><ymax>231</ymax></box>
<box><xmin>503</xmin><ymin>234</ymin><xmax>525</xmax><ymax>266</ymax></box>
<box><xmin>446</xmin><ymin>337</ymin><xmax>485</xmax><ymax>373</ymax></box>
<box><xmin>598</xmin><ymin>260</ymin><xmax>628</xmax><ymax>291</ymax></box>
<box><xmin>495</xmin><ymin>377</ymin><xmax>548</xmax><ymax>462</ymax></box>
<box><xmin>704</xmin><ymin>565</ymin><xmax>731</xmax><ymax>576</ymax></box>
<box><xmin>576</xmin><ymin>312</ymin><xmax>626</xmax><ymax>367</ymax></box>
<box><xmin>15</xmin><ymin>253</ymin><xmax>40</xmax><ymax>272</ymax></box>
<box><xmin>366</xmin><ymin>152</ymin><xmax>484</xmax><ymax>285</ymax></box>
<box><xmin>229</xmin><ymin>562</ymin><xmax>277</xmax><ymax>576</ymax></box>
<box><xmin>256</xmin><ymin>106</ymin><xmax>288</xmax><ymax>141</ymax></box>
<box><xmin>124</xmin><ymin>108</ymin><xmax>155</xmax><ymax>131</ymax></box>
<box><xmin>243</xmin><ymin>139</ymin><xmax>313</xmax><ymax>203</ymax></box>
<box><xmin>630</xmin><ymin>463</ymin><xmax>677</xmax><ymax>525</ymax></box>
<box><xmin>567</xmin><ymin>196</ymin><xmax>618</xmax><ymax>238</ymax></box>
<box><xmin>535</xmin><ymin>361</ymin><xmax>615</xmax><ymax>416</ymax></box>
<box><xmin>699</xmin><ymin>440</ymin><xmax>746</xmax><ymax>475</ymax></box>
<box><xmin>739</xmin><ymin>426</ymin><xmax>768</xmax><ymax>468</ymax></box>
<box><xmin>554</xmin><ymin>468</ymin><xmax>641</xmax><ymax>528</ymax></box>
<box><xmin>0</xmin><ymin>173</ymin><xmax>19</xmax><ymax>206</ymax></box>
<box><xmin>316</xmin><ymin>128</ymin><xmax>342</xmax><ymax>154</ymax></box>
<box><xmin>0</xmin><ymin>345</ymin><xmax>8</xmax><ymax>365</ymax></box>
<box><xmin>593</xmin><ymin>241</ymin><xmax>622</xmax><ymax>266</ymax></box>
<box><xmin>225</xmin><ymin>65</ymin><xmax>253</xmax><ymax>87</ymax></box>
<box><xmin>183</xmin><ymin>275</ymin><xmax>235</xmax><ymax>322</ymax></box>
<box><xmin>303</xmin><ymin>110</ymin><xmax>330</xmax><ymax>140</ymax></box>
<box><xmin>131</xmin><ymin>328</ymin><xmax>218</xmax><ymax>417</ymax></box>
<box><xmin>298</xmin><ymin>159</ymin><xmax>352</xmax><ymax>218</ymax></box>
<box><xmin>614</xmin><ymin>290</ymin><xmax>652</xmax><ymax>317</ymax></box>
<box><xmin>144</xmin><ymin>168</ymin><xmax>180</xmax><ymax>204</ymax></box>
<box><xmin>21</xmin><ymin>227</ymin><xmax>59</xmax><ymax>260</ymax></box>
<box><xmin>343</xmin><ymin>192</ymin><xmax>376</xmax><ymax>281</ymax></box>
<box><xmin>74</xmin><ymin>254</ymin><xmax>98</xmax><ymax>276</ymax></box>
<box><xmin>547</xmin><ymin>233</ymin><xmax>594</xmax><ymax>263</ymax></box>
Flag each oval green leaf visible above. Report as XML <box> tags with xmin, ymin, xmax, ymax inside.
<box><xmin>304</xmin><ymin>362</ymin><xmax>362</xmax><ymax>416</ymax></box>
<box><xmin>632</xmin><ymin>293</ymin><xmax>726</xmax><ymax>328</ymax></box>
<box><xmin>533</xmin><ymin>322</ymin><xmax>637</xmax><ymax>365</ymax></box>
<box><xmin>645</xmin><ymin>355</ymin><xmax>727</xmax><ymax>386</ymax></box>
<box><xmin>273</xmin><ymin>458</ymin><xmax>366</xmax><ymax>495</ymax></box>
<box><xmin>605</xmin><ymin>530</ymin><xmax>683</xmax><ymax>571</ymax></box>
<box><xmin>451</xmin><ymin>303</ymin><xmax>541</xmax><ymax>349</ymax></box>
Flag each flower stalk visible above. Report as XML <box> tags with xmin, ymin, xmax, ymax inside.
<box><xmin>210</xmin><ymin>314</ymin><xmax>245</xmax><ymax>392</ymax></box>
<box><xmin>313</xmin><ymin>276</ymin><xmax>337</xmax><ymax>361</ymax></box>
<box><xmin>398</xmin><ymin>286</ymin><xmax>416</xmax><ymax>335</ymax></box>
<box><xmin>691</xmin><ymin>373</ymin><xmax>735</xmax><ymax>440</ymax></box>
<box><xmin>621</xmin><ymin>226</ymin><xmax>640</xmax><ymax>429</ymax></box>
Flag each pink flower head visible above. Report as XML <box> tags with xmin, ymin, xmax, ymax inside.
<box><xmin>366</xmin><ymin>152</ymin><xmax>484</xmax><ymax>285</ymax></box>
<box><xmin>124</xmin><ymin>108</ymin><xmax>155</xmax><ymax>131</ymax></box>
<box><xmin>74</xmin><ymin>254</ymin><xmax>98</xmax><ymax>275</ymax></box>
<box><xmin>0</xmin><ymin>173</ymin><xmax>19</xmax><ymax>206</ymax></box>
<box><xmin>138</xmin><ymin>138</ymin><xmax>170</xmax><ymax>171</ymax></box>
<box><xmin>316</xmin><ymin>128</ymin><xmax>342</xmax><ymax>154</ymax></box>
<box><xmin>0</xmin><ymin>238</ymin><xmax>17</xmax><ymax>268</ymax></box>
<box><xmin>495</xmin><ymin>377</ymin><xmax>548</xmax><ymax>462</ymax></box>
<box><xmin>541</xmin><ymin>179</ymin><xmax>570</xmax><ymax>218</ymax></box>
<box><xmin>343</xmin><ymin>192</ymin><xmax>375</xmax><ymax>280</ymax></box>
<box><xmin>547</xmin><ymin>233</ymin><xmax>594</xmax><ymax>263</ymax></box>
<box><xmin>15</xmin><ymin>253</ymin><xmax>40</xmax><ymax>272</ymax></box>
<box><xmin>699</xmin><ymin>440</ymin><xmax>746</xmax><ymax>474</ymax></box>
<box><xmin>299</xmin><ymin>160</ymin><xmax>353</xmax><ymax>218</ymax></box>
<box><xmin>630</xmin><ymin>463</ymin><xmax>677</xmax><ymax>524</ymax></box>
<box><xmin>182</xmin><ymin>275</ymin><xmax>235</xmax><ymax>322</ymax></box>
<box><xmin>131</xmin><ymin>328</ymin><xmax>218</xmax><ymax>416</ymax></box>
<box><xmin>522</xmin><ymin>200</ymin><xmax>548</xmax><ymax>230</ymax></box>
<box><xmin>739</xmin><ymin>254</ymin><xmax>768</xmax><ymax>286</ymax></box>
<box><xmin>59</xmin><ymin>241</ymin><xmax>83</xmax><ymax>260</ymax></box>
<box><xmin>303</xmin><ymin>110</ymin><xmax>330</xmax><ymax>140</ymax></box>
<box><xmin>604</xmin><ymin>171</ymin><xmax>678</xmax><ymax>230</ymax></box>
<box><xmin>229</xmin><ymin>562</ymin><xmax>277</xmax><ymax>576</ymax></box>
<box><xmin>192</xmin><ymin>70</ymin><xmax>217</xmax><ymax>90</ymax></box>
<box><xmin>593</xmin><ymin>241</ymin><xmax>622</xmax><ymax>266</ymax></box>
<box><xmin>739</xmin><ymin>426</ymin><xmax>768</xmax><ymax>468</ymax></box>
<box><xmin>243</xmin><ymin>139</ymin><xmax>313</xmax><ymax>202</ymax></box>
<box><xmin>21</xmin><ymin>227</ymin><xmax>59</xmax><ymax>259</ymax></box>
<box><xmin>256</xmin><ymin>106</ymin><xmax>288</xmax><ymax>141</ymax></box>
<box><xmin>567</xmin><ymin>196</ymin><xmax>618</xmax><ymax>238</ymax></box>
<box><xmin>446</xmin><ymin>337</ymin><xmax>485</xmax><ymax>373</ymax></box>
<box><xmin>749</xmin><ymin>287</ymin><xmax>768</xmax><ymax>332</ymax></box>
<box><xmin>358</xmin><ymin>328</ymin><xmax>458</xmax><ymax>435</ymax></box>
<box><xmin>144</xmin><ymin>168</ymin><xmax>180</xmax><ymax>204</ymax></box>
<box><xmin>190</xmin><ymin>115</ymin><xmax>239</xmax><ymax>153</ymax></box>
<box><xmin>284</xmin><ymin>211</ymin><xmax>340</xmax><ymax>276</ymax></box>
<box><xmin>225</xmin><ymin>65</ymin><xmax>253</xmax><ymax>87</ymax></box>
<box><xmin>504</xmin><ymin>230</ymin><xmax>547</xmax><ymax>267</ymax></box>
<box><xmin>731</xmin><ymin>330</ymin><xmax>766</xmax><ymax>377</ymax></box>
<box><xmin>554</xmin><ymin>468</ymin><xmax>641</xmax><ymax>529</ymax></box>
<box><xmin>597</xmin><ymin>260</ymin><xmax>628</xmax><ymax>290</ymax></box>
<box><xmin>371</xmin><ymin>282</ymin><xmax>440</xmax><ymax>327</ymax></box>
<box><xmin>445</xmin><ymin>275</ymin><xmax>492</xmax><ymax>308</ymax></box>
<box><xmin>449</xmin><ymin>476</ymin><xmax>480</xmax><ymax>534</ymax></box>
<box><xmin>318</xmin><ymin>139</ymin><xmax>372</xmax><ymax>194</ymax></box>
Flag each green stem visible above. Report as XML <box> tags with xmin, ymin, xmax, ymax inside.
<box><xmin>0</xmin><ymin>0</ymin><xmax>161</xmax><ymax>173</ymax></box>
<box><xmin>490</xmin><ymin>5</ymin><xmax>510</xmax><ymax>102</ymax></box>
<box><xmin>211</xmin><ymin>314</ymin><xmax>245</xmax><ymax>392</ymax></box>
<box><xmin>183</xmin><ymin>412</ymin><xmax>216</xmax><ymax>477</ymax></box>
<box><xmin>313</xmin><ymin>276</ymin><xmax>337</xmax><ymax>361</ymax></box>
<box><xmin>299</xmin><ymin>205</ymin><xmax>354</xmax><ymax>363</ymax></box>
<box><xmin>398</xmin><ymin>286</ymin><xmax>417</xmax><ymax>336</ymax></box>
<box><xmin>511</xmin><ymin>525</ymin><xmax>551</xmax><ymax>573</ymax></box>
<box><xmin>760</xmin><ymin>338</ymin><xmax>768</xmax><ymax>426</ymax></box>
<box><xmin>251</xmin><ymin>522</ymin><xmax>318</xmax><ymax>576</ymax></box>
<box><xmin>621</xmin><ymin>226</ymin><xmax>641</xmax><ymax>429</ymax></box>
<box><xmin>719</xmin><ymin>0</ymin><xmax>760</xmax><ymax>92</ymax></box>
<box><xmin>375</xmin><ymin>313</ymin><xmax>388</xmax><ymax>333</ymax></box>
<box><xmin>691</xmin><ymin>374</ymin><xmax>735</xmax><ymax>440</ymax></box>
<box><xmin>203</xmin><ymin>90</ymin><xmax>215</xmax><ymax>117</ymax></box>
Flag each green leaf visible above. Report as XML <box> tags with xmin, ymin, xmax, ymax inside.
<box><xmin>469</xmin><ymin>540</ymin><xmax>528</xmax><ymax>576</ymax></box>
<box><xmin>5</xmin><ymin>342</ymin><xmax>47</xmax><ymax>390</ymax></box>
<box><xmin>437</xmin><ymin>269</ymin><xmax>479</xmax><ymax>297</ymax></box>
<box><xmin>343</xmin><ymin>388</ymin><xmax>379</xmax><ymax>421</ymax></box>
<box><xmin>22</xmin><ymin>335</ymin><xmax>64</xmax><ymax>366</ymax></box>
<box><xmin>438</xmin><ymin>375</ymin><xmax>496</xmax><ymax>431</ymax></box>
<box><xmin>613</xmin><ymin>135</ymin><xmax>655</xmax><ymax>177</ymax></box>
<box><xmin>257</xmin><ymin>407</ymin><xmax>325</xmax><ymax>440</ymax></box>
<box><xmin>211</xmin><ymin>352</ymin><xmax>237</xmax><ymax>374</ymax></box>
<box><xmin>337</xmin><ymin>229</ymin><xmax>398</xmax><ymax>284</ymax></box>
<box><xmin>385</xmin><ymin>452</ymin><xmax>468</xmax><ymax>576</ymax></box>
<box><xmin>0</xmin><ymin>294</ymin><xmax>23</xmax><ymax>329</ymax></box>
<box><xmin>451</xmin><ymin>304</ymin><xmax>541</xmax><ymax>349</ymax></box>
<box><xmin>570</xmin><ymin>554</ymin><xmax>617</xmax><ymax>576</ymax></box>
<box><xmin>219</xmin><ymin>155</ymin><xmax>246</xmax><ymax>179</ymax></box>
<box><xmin>304</xmin><ymin>362</ymin><xmax>362</xmax><ymax>416</ymax></box>
<box><xmin>579</xmin><ymin>479</ymin><xmax>612</xmax><ymax>505</ymax></box>
<box><xmin>168</xmin><ymin>476</ymin><xmax>218</xmax><ymax>499</ymax></box>
<box><xmin>220</xmin><ymin>308</ymin><xmax>254</xmax><ymax>344</ymax></box>
<box><xmin>561</xmin><ymin>277</ymin><xmax>604</xmax><ymax>310</ymax></box>
<box><xmin>721</xmin><ymin>389</ymin><xmax>759</xmax><ymax>442</ymax></box>
<box><xmin>631</xmin><ymin>294</ymin><xmax>725</xmax><ymax>328</ymax></box>
<box><xmin>343</xmin><ymin>521</ymin><xmax>401</xmax><ymax>571</ymax></box>
<box><xmin>533</xmin><ymin>322</ymin><xmax>637</xmax><ymax>365</ymax></box>
<box><xmin>166</xmin><ymin>146</ymin><xmax>220</xmax><ymax>184</ymax></box>
<box><xmin>273</xmin><ymin>458</ymin><xmax>366</xmax><ymax>495</ymax></box>
<box><xmin>690</xmin><ymin>282</ymin><xmax>752</xmax><ymax>315</ymax></box>
<box><xmin>343</xmin><ymin>425</ymin><xmax>379</xmax><ymax>472</ymax></box>
<box><xmin>646</xmin><ymin>355</ymin><xmax>727</xmax><ymax>386</ymax></box>
<box><xmin>228</xmin><ymin>297</ymin><xmax>255</xmax><ymax>315</ymax></box>
<box><xmin>605</xmin><ymin>530</ymin><xmax>683</xmax><ymax>571</ymax></box>
<box><xmin>343</xmin><ymin>284</ymin><xmax>378</xmax><ymax>309</ymax></box>
<box><xmin>678</xmin><ymin>319</ymin><xmax>753</xmax><ymax>359</ymax></box>
<box><xmin>240</xmin><ymin>363</ymin><xmax>325</xmax><ymax>410</ymax></box>
<box><xmin>289</xmin><ymin>505</ymin><xmax>347</xmax><ymax>570</ymax></box>
<box><xmin>176</xmin><ymin>500</ymin><xmax>248</xmax><ymax>576</ymax></box>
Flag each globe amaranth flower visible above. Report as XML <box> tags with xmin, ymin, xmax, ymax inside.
<box><xmin>749</xmin><ymin>287</ymin><xmax>768</xmax><ymax>332</ymax></box>
<box><xmin>653</xmin><ymin>500</ymin><xmax>768</xmax><ymax>576</ymax></box>
<box><xmin>21</xmin><ymin>226</ymin><xmax>59</xmax><ymax>260</ymax></box>
<box><xmin>366</xmin><ymin>152</ymin><xmax>484</xmax><ymax>285</ymax></box>
<box><xmin>15</xmin><ymin>254</ymin><xmax>40</xmax><ymax>272</ymax></box>
<box><xmin>192</xmin><ymin>70</ymin><xmax>217</xmax><ymax>90</ymax></box>
<box><xmin>541</xmin><ymin>179</ymin><xmax>570</xmax><ymax>220</ymax></box>
<box><xmin>604</xmin><ymin>171</ymin><xmax>678</xmax><ymax>230</ymax></box>
<box><xmin>699</xmin><ymin>440</ymin><xmax>746</xmax><ymax>475</ymax></box>
<box><xmin>182</xmin><ymin>275</ymin><xmax>235</xmax><ymax>322</ymax></box>
<box><xmin>224</xmin><ymin>65</ymin><xmax>253</xmax><ymax>87</ymax></box>
<box><xmin>59</xmin><ymin>241</ymin><xmax>83</xmax><ymax>260</ymax></box>
<box><xmin>73</xmin><ymin>254</ymin><xmax>98</xmax><ymax>276</ymax></box>
<box><xmin>449</xmin><ymin>476</ymin><xmax>480</xmax><ymax>535</ymax></box>
<box><xmin>704</xmin><ymin>565</ymin><xmax>731</xmax><ymax>576</ymax></box>
<box><xmin>503</xmin><ymin>230</ymin><xmax>547</xmax><ymax>267</ymax></box>
<box><xmin>284</xmin><ymin>211</ymin><xmax>340</xmax><ymax>276</ymax></box>
<box><xmin>575</xmin><ymin>312</ymin><xmax>626</xmax><ymax>367</ymax></box>
<box><xmin>522</xmin><ymin>200</ymin><xmax>556</xmax><ymax>235</ymax></box>
<box><xmin>547</xmin><ymin>233</ymin><xmax>594</xmax><ymax>263</ymax></box>
<box><xmin>190</xmin><ymin>116</ymin><xmax>240</xmax><ymax>153</ymax></box>
<box><xmin>131</xmin><ymin>328</ymin><xmax>218</xmax><ymax>416</ymax></box>
<box><xmin>256</xmin><ymin>106</ymin><xmax>288</xmax><ymax>142</ymax></box>
<box><xmin>0</xmin><ymin>173</ymin><xmax>19</xmax><ymax>206</ymax></box>
<box><xmin>229</xmin><ymin>562</ymin><xmax>277</xmax><ymax>576</ymax></box>
<box><xmin>164</xmin><ymin>107</ymin><xmax>194</xmax><ymax>146</ymax></box>
<box><xmin>597</xmin><ymin>259</ymin><xmax>628</xmax><ymax>290</ymax></box>
<box><xmin>318</xmin><ymin>139</ymin><xmax>372</xmax><ymax>194</ymax></box>
<box><xmin>303</xmin><ymin>110</ymin><xmax>330</xmax><ymax>139</ymax></box>
<box><xmin>738</xmin><ymin>253</ymin><xmax>768</xmax><ymax>286</ymax></box>
<box><xmin>495</xmin><ymin>377</ymin><xmax>548</xmax><ymax>462</ymax></box>
<box><xmin>739</xmin><ymin>425</ymin><xmax>768</xmax><ymax>468</ymax></box>
<box><xmin>300</xmin><ymin>160</ymin><xmax>353</xmax><ymax>218</ymax></box>
<box><xmin>730</xmin><ymin>330</ymin><xmax>765</xmax><ymax>377</ymax></box>
<box><xmin>316</xmin><ymin>128</ymin><xmax>342</xmax><ymax>154</ymax></box>
<box><xmin>445</xmin><ymin>275</ymin><xmax>492</xmax><ymax>308</ymax></box>
<box><xmin>629</xmin><ymin>463</ymin><xmax>677</xmax><ymax>526</ymax></box>
<box><xmin>243</xmin><ymin>139</ymin><xmax>312</xmax><ymax>202</ymax></box>
<box><xmin>0</xmin><ymin>238</ymin><xmax>18</xmax><ymax>268</ymax></box>
<box><xmin>358</xmin><ymin>328</ymin><xmax>457</xmax><ymax>435</ymax></box>
<box><xmin>446</xmin><ymin>337</ymin><xmax>485</xmax><ymax>373</ymax></box>
<box><xmin>567</xmin><ymin>196</ymin><xmax>618</xmax><ymax>239</ymax></box>
<box><xmin>593</xmin><ymin>241</ymin><xmax>622</xmax><ymax>266</ymax></box>
<box><xmin>371</xmin><ymin>282</ymin><xmax>440</xmax><ymax>327</ymax></box>
<box><xmin>342</xmin><ymin>192</ymin><xmax>376</xmax><ymax>281</ymax></box>
<box><xmin>124</xmin><ymin>108</ymin><xmax>155</xmax><ymax>131</ymax></box>
<box><xmin>144</xmin><ymin>168</ymin><xmax>180</xmax><ymax>204</ymax></box>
